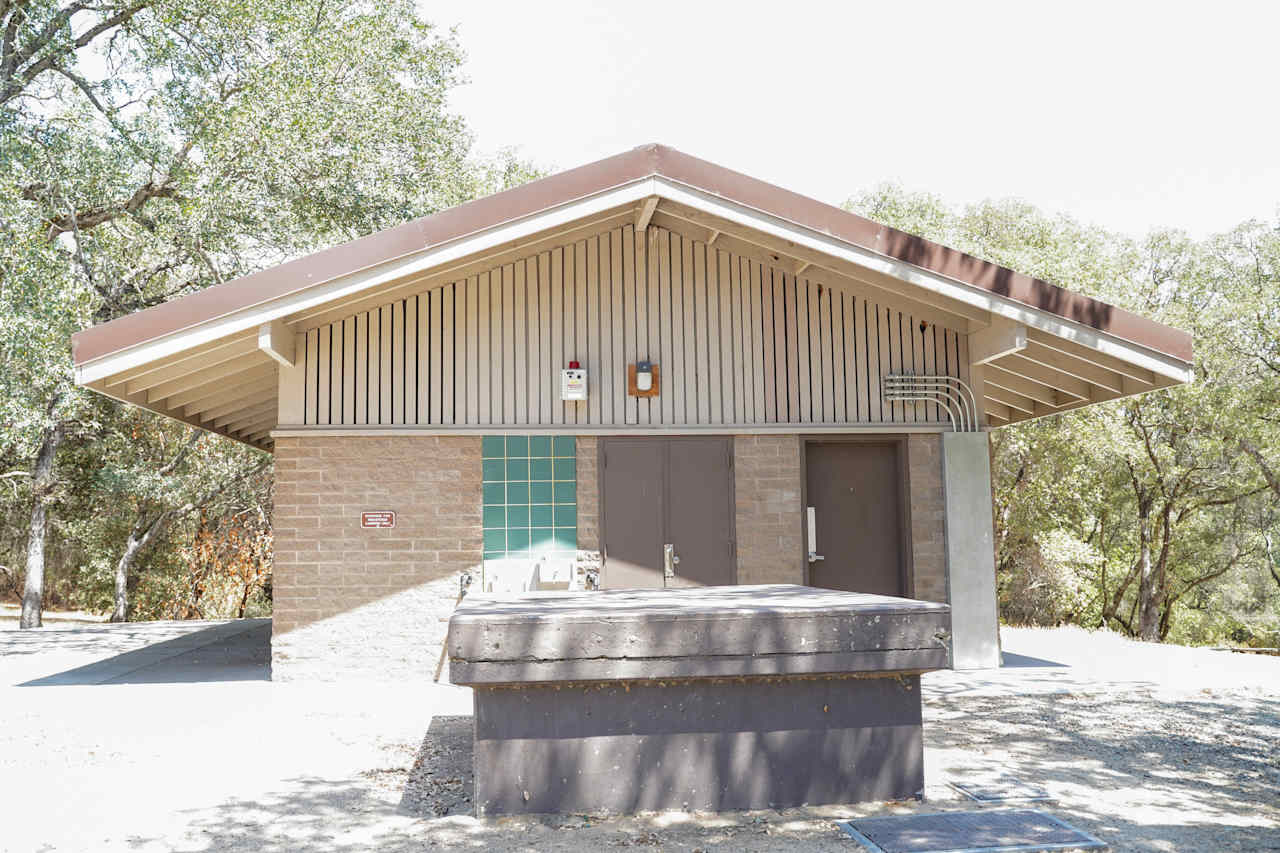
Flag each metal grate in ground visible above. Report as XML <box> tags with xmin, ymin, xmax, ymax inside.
<box><xmin>836</xmin><ymin>808</ymin><xmax>1106</xmax><ymax>853</ymax></box>
<box><xmin>948</xmin><ymin>776</ymin><xmax>1054</xmax><ymax>804</ymax></box>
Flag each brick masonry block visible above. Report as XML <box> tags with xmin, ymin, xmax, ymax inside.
<box><xmin>272</xmin><ymin>435</ymin><xmax>482</xmax><ymax>681</ymax></box>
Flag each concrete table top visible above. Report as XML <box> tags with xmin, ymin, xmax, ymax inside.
<box><xmin>448</xmin><ymin>583</ymin><xmax>950</xmax><ymax>685</ymax></box>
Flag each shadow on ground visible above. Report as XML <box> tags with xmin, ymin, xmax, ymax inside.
<box><xmin>19</xmin><ymin>619</ymin><xmax>270</xmax><ymax>686</ymax></box>
<box><xmin>399</xmin><ymin>715</ymin><xmax>474</xmax><ymax>817</ymax></box>
<box><xmin>165</xmin><ymin>689</ymin><xmax>1280</xmax><ymax>852</ymax></box>
<box><xmin>999</xmin><ymin>651</ymin><xmax>1067</xmax><ymax>668</ymax></box>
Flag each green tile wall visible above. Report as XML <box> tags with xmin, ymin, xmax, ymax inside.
<box><xmin>482</xmin><ymin>435</ymin><xmax>577</xmax><ymax>561</ymax></box>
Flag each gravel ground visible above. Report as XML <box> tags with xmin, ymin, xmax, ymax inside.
<box><xmin>2</xmin><ymin>623</ymin><xmax>1277</xmax><ymax>852</ymax></box>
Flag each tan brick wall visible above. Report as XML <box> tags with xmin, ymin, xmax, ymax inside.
<box><xmin>907</xmin><ymin>434</ymin><xmax>947</xmax><ymax>603</ymax></box>
<box><xmin>732</xmin><ymin>435</ymin><xmax>805</xmax><ymax>585</ymax></box>
<box><xmin>269</xmin><ymin>431</ymin><xmax>945</xmax><ymax>679</ymax></box>
<box><xmin>576</xmin><ymin>436</ymin><xmax>599</xmax><ymax>551</ymax></box>
<box><xmin>271</xmin><ymin>435</ymin><xmax>482</xmax><ymax>681</ymax></box>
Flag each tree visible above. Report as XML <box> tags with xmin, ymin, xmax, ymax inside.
<box><xmin>2</xmin><ymin>0</ymin><xmax>534</xmax><ymax>624</ymax></box>
<box><xmin>846</xmin><ymin>187</ymin><xmax>1280</xmax><ymax>646</ymax></box>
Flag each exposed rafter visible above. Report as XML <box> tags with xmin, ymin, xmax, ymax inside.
<box><xmin>635</xmin><ymin>195</ymin><xmax>659</xmax><ymax>233</ymax></box>
<box><xmin>258</xmin><ymin>320</ymin><xmax>295</xmax><ymax>366</ymax></box>
<box><xmin>970</xmin><ymin>320</ymin><xmax>1027</xmax><ymax>365</ymax></box>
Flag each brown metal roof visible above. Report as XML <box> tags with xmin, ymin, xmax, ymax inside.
<box><xmin>72</xmin><ymin>144</ymin><xmax>1193</xmax><ymax>365</ymax></box>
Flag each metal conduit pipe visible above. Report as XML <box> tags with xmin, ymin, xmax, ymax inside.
<box><xmin>883</xmin><ymin>375</ymin><xmax>979</xmax><ymax>430</ymax></box>
<box><xmin>882</xmin><ymin>375</ymin><xmax>980</xmax><ymax>432</ymax></box>
<box><xmin>886</xmin><ymin>384</ymin><xmax>971</xmax><ymax>433</ymax></box>
<box><xmin>890</xmin><ymin>382</ymin><xmax>976</xmax><ymax>432</ymax></box>
<box><xmin>882</xmin><ymin>393</ymin><xmax>965</xmax><ymax>432</ymax></box>
<box><xmin>883</xmin><ymin>381</ymin><xmax>970</xmax><ymax>432</ymax></box>
<box><xmin>884</xmin><ymin>381</ymin><xmax>972</xmax><ymax>432</ymax></box>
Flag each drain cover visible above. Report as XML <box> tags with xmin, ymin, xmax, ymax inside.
<box><xmin>949</xmin><ymin>776</ymin><xmax>1054</xmax><ymax>803</ymax></box>
<box><xmin>836</xmin><ymin>809</ymin><xmax>1106</xmax><ymax>853</ymax></box>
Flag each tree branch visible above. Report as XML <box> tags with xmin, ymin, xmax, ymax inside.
<box><xmin>0</xmin><ymin>1</ymin><xmax>148</xmax><ymax>105</ymax></box>
<box><xmin>1241</xmin><ymin>439</ymin><xmax>1280</xmax><ymax>501</ymax></box>
<box><xmin>26</xmin><ymin>178</ymin><xmax>179</xmax><ymax>240</ymax></box>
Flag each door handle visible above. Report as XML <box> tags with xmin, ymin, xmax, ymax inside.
<box><xmin>663</xmin><ymin>543</ymin><xmax>679</xmax><ymax>586</ymax></box>
<box><xmin>807</xmin><ymin>506</ymin><xmax>824</xmax><ymax>564</ymax></box>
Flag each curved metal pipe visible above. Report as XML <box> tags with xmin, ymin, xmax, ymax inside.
<box><xmin>883</xmin><ymin>374</ymin><xmax>981</xmax><ymax>432</ymax></box>
<box><xmin>883</xmin><ymin>379</ymin><xmax>969</xmax><ymax>431</ymax></box>
<box><xmin>883</xmin><ymin>392</ymin><xmax>964</xmax><ymax>432</ymax></box>
<box><xmin>884</xmin><ymin>380</ymin><xmax>970</xmax><ymax>431</ymax></box>
<box><xmin>886</xmin><ymin>375</ymin><xmax>979</xmax><ymax>429</ymax></box>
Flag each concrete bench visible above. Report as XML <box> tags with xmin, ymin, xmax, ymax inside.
<box><xmin>447</xmin><ymin>583</ymin><xmax>950</xmax><ymax>815</ymax></box>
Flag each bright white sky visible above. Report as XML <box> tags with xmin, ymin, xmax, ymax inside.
<box><xmin>424</xmin><ymin>1</ymin><xmax>1279</xmax><ymax>238</ymax></box>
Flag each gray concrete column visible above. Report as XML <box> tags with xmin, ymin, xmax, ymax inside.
<box><xmin>941</xmin><ymin>432</ymin><xmax>1001</xmax><ymax>670</ymax></box>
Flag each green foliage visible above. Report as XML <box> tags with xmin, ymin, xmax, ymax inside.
<box><xmin>848</xmin><ymin>187</ymin><xmax>1280</xmax><ymax>646</ymax></box>
<box><xmin>0</xmin><ymin>0</ymin><xmax>540</xmax><ymax>618</ymax></box>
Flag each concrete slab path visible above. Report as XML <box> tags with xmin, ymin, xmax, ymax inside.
<box><xmin>1</xmin><ymin>620</ymin><xmax>1275</xmax><ymax>852</ymax></box>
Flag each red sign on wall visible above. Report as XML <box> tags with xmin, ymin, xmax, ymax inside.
<box><xmin>360</xmin><ymin>511</ymin><xmax>396</xmax><ymax>529</ymax></box>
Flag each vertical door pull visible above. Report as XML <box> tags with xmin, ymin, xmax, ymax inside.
<box><xmin>807</xmin><ymin>507</ymin><xmax>825</xmax><ymax>564</ymax></box>
<box><xmin>663</xmin><ymin>543</ymin><xmax>679</xmax><ymax>586</ymax></box>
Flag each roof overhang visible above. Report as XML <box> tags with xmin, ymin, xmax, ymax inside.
<box><xmin>72</xmin><ymin>144</ymin><xmax>1194</xmax><ymax>449</ymax></box>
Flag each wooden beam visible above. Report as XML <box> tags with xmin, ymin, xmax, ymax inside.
<box><xmin>181</xmin><ymin>373</ymin><xmax>277</xmax><ymax>419</ymax></box>
<box><xmin>635</xmin><ymin>196</ymin><xmax>659</xmax><ymax>233</ymax></box>
<box><xmin>984</xmin><ymin>384</ymin><xmax>1036</xmax><ymax>416</ymax></box>
<box><xmin>984</xmin><ymin>398</ymin><xmax>1012</xmax><ymax>423</ymax></box>
<box><xmin>655</xmin><ymin>200</ymin><xmax>990</xmax><ymax>326</ymax></box>
<box><xmin>192</xmin><ymin>386</ymin><xmax>278</xmax><ymax>423</ymax></box>
<box><xmin>119</xmin><ymin>336</ymin><xmax>260</xmax><ymax>395</ymax></box>
<box><xmin>104</xmin><ymin>334</ymin><xmax>258</xmax><ymax>389</ymax></box>
<box><xmin>286</xmin><ymin>210</ymin><xmax>634</xmax><ymax>332</ymax></box>
<box><xmin>1024</xmin><ymin>326</ymin><xmax>1157</xmax><ymax>386</ymax></box>
<box><xmin>988</xmin><ymin>354</ymin><xmax>1090</xmax><ymax>400</ymax></box>
<box><xmin>969</xmin><ymin>320</ymin><xmax>1027</xmax><ymax>365</ymax></box>
<box><xmin>1017</xmin><ymin>341</ymin><xmax>1125</xmax><ymax>394</ymax></box>
<box><xmin>231</xmin><ymin>417</ymin><xmax>277</xmax><ymax>441</ymax></box>
<box><xmin>147</xmin><ymin>354</ymin><xmax>269</xmax><ymax>406</ymax></box>
<box><xmin>984</xmin><ymin>364</ymin><xmax>1062</xmax><ymax>407</ymax></box>
<box><xmin>706</xmin><ymin>229</ymin><xmax>720</xmax><ymax>246</ymax></box>
<box><xmin>214</xmin><ymin>400</ymin><xmax>277</xmax><ymax>431</ymax></box>
<box><xmin>232</xmin><ymin>415</ymin><xmax>278</xmax><ymax>440</ymax></box>
<box><xmin>653</xmin><ymin>218</ymin><xmax>975</xmax><ymax>334</ymax></box>
<box><xmin>86</xmin><ymin>379</ymin><xmax>265</xmax><ymax>451</ymax></box>
<box><xmin>258</xmin><ymin>319</ymin><xmax>295</xmax><ymax>366</ymax></box>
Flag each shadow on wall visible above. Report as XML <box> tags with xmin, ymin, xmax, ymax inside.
<box><xmin>271</xmin><ymin>569</ymin><xmax>475</xmax><ymax>682</ymax></box>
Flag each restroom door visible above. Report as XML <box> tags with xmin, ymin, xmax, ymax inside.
<box><xmin>804</xmin><ymin>441</ymin><xmax>908</xmax><ymax>596</ymax></box>
<box><xmin>600</xmin><ymin>437</ymin><xmax>735</xmax><ymax>589</ymax></box>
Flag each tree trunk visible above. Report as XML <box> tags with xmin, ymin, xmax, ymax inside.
<box><xmin>1134</xmin><ymin>507</ymin><xmax>1162</xmax><ymax>641</ymax></box>
<box><xmin>1138</xmin><ymin>504</ymin><xmax>1175</xmax><ymax>642</ymax></box>
<box><xmin>19</xmin><ymin>423</ymin><xmax>65</xmax><ymax>629</ymax></box>
<box><xmin>110</xmin><ymin>527</ymin><xmax>148</xmax><ymax>622</ymax></box>
<box><xmin>108</xmin><ymin>451</ymin><xmax>269</xmax><ymax>622</ymax></box>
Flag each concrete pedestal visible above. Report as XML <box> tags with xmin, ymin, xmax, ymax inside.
<box><xmin>942</xmin><ymin>432</ymin><xmax>1002</xmax><ymax>670</ymax></box>
<box><xmin>448</xmin><ymin>584</ymin><xmax>950</xmax><ymax>816</ymax></box>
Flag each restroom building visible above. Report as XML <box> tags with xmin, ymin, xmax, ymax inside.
<box><xmin>71</xmin><ymin>145</ymin><xmax>1193</xmax><ymax>678</ymax></box>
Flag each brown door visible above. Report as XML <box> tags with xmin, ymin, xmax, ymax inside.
<box><xmin>600</xmin><ymin>437</ymin><xmax>735</xmax><ymax>589</ymax></box>
<box><xmin>804</xmin><ymin>441</ymin><xmax>906</xmax><ymax>596</ymax></box>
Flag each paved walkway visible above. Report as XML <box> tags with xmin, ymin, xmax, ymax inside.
<box><xmin>0</xmin><ymin>620</ymin><xmax>1275</xmax><ymax>852</ymax></box>
<box><xmin>1</xmin><ymin>618</ymin><xmax>270</xmax><ymax>687</ymax></box>
<box><xmin>925</xmin><ymin>624</ymin><xmax>1280</xmax><ymax>698</ymax></box>
<box><xmin>4</xmin><ymin>617</ymin><xmax>1276</xmax><ymax>695</ymax></box>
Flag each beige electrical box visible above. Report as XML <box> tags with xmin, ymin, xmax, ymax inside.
<box><xmin>561</xmin><ymin>366</ymin><xmax>587</xmax><ymax>401</ymax></box>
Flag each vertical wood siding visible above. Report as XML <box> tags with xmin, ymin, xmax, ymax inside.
<box><xmin>296</xmin><ymin>224</ymin><xmax>968</xmax><ymax>427</ymax></box>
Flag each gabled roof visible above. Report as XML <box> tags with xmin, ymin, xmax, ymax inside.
<box><xmin>71</xmin><ymin>144</ymin><xmax>1193</xmax><ymax>449</ymax></box>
